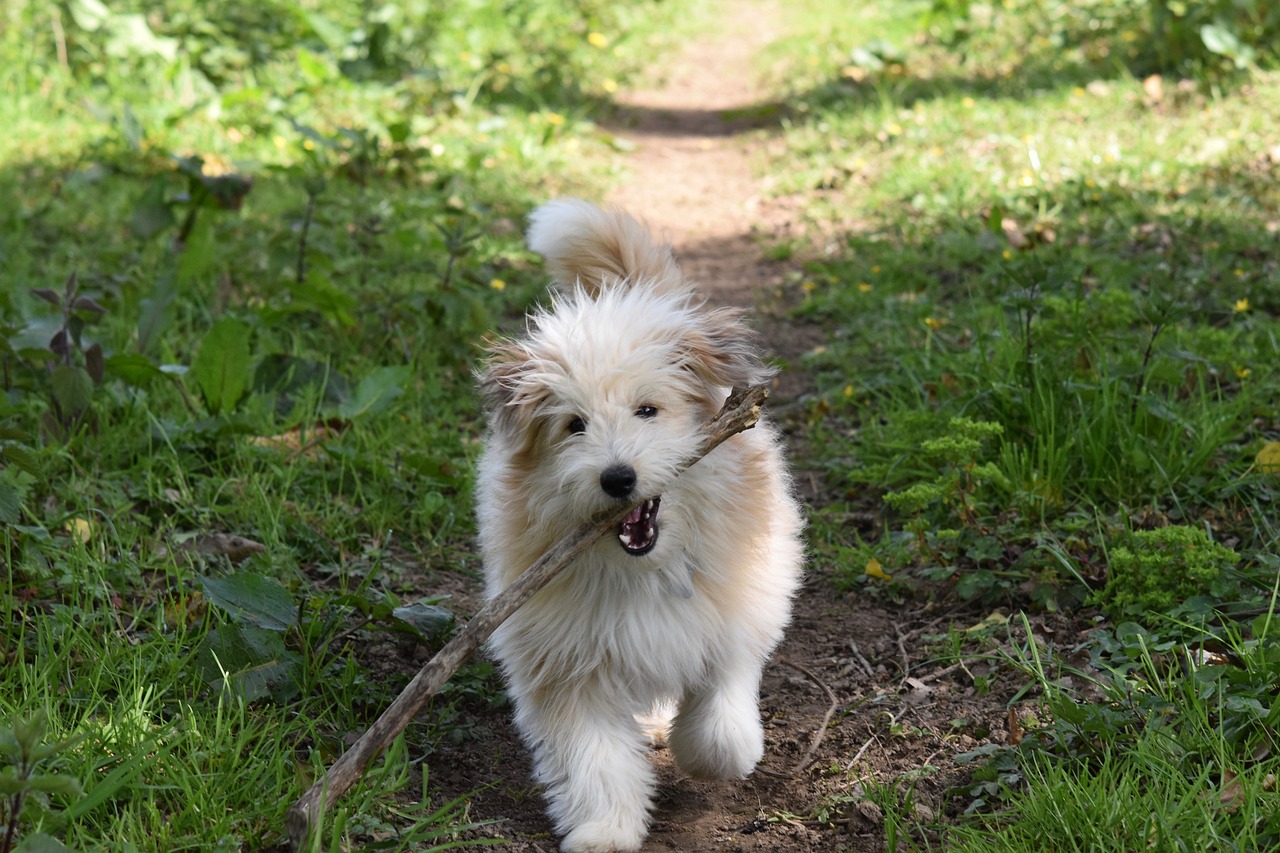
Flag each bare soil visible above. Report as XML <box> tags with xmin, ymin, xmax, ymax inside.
<box><xmin>423</xmin><ymin>5</ymin><xmax>1029</xmax><ymax>851</ymax></box>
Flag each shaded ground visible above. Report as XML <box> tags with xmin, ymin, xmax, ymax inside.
<box><xmin>423</xmin><ymin>4</ymin><xmax>1029</xmax><ymax>851</ymax></box>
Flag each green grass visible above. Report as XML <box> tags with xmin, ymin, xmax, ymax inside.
<box><xmin>0</xmin><ymin>0</ymin><xmax>685</xmax><ymax>849</ymax></box>
<box><xmin>763</xmin><ymin>0</ymin><xmax>1280</xmax><ymax>847</ymax></box>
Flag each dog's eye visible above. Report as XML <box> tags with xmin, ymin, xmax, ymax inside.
<box><xmin>567</xmin><ymin>416</ymin><xmax>587</xmax><ymax>435</ymax></box>
<box><xmin>635</xmin><ymin>405</ymin><xmax>658</xmax><ymax>419</ymax></box>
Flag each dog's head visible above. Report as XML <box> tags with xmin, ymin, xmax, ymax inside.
<box><xmin>478</xmin><ymin>285</ymin><xmax>772</xmax><ymax>556</ymax></box>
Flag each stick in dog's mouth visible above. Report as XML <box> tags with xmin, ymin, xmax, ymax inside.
<box><xmin>619</xmin><ymin>496</ymin><xmax>661</xmax><ymax>555</ymax></box>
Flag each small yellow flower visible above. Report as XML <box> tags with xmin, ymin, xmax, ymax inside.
<box><xmin>273</xmin><ymin>135</ymin><xmax>287</xmax><ymax>149</ymax></box>
<box><xmin>490</xmin><ymin>278</ymin><xmax>506</xmax><ymax>291</ymax></box>
<box><xmin>924</xmin><ymin>317</ymin><xmax>947</xmax><ymax>331</ymax></box>
<box><xmin>602</xmin><ymin>78</ymin><xmax>618</xmax><ymax>94</ymax></box>
<box><xmin>1002</xmin><ymin>249</ymin><xmax>1013</xmax><ymax>260</ymax></box>
<box><xmin>870</xmin><ymin>265</ymin><xmax>881</xmax><ymax>274</ymax></box>
<box><xmin>1234</xmin><ymin>298</ymin><xmax>1250</xmax><ymax>313</ymax></box>
<box><xmin>495</xmin><ymin>61</ymin><xmax>512</xmax><ymax>74</ymax></box>
<box><xmin>886</xmin><ymin>122</ymin><xmax>903</xmax><ymax>135</ymax></box>
<box><xmin>801</xmin><ymin>279</ymin><xmax>817</xmax><ymax>294</ymax></box>
<box><xmin>843</xmin><ymin>384</ymin><xmax>854</xmax><ymax>398</ymax></box>
<box><xmin>546</xmin><ymin>112</ymin><xmax>565</xmax><ymax>126</ymax></box>
<box><xmin>962</xmin><ymin>96</ymin><xmax>976</xmax><ymax>108</ymax></box>
<box><xmin>1073</xmin><ymin>86</ymin><xmax>1086</xmax><ymax>97</ymax></box>
<box><xmin>587</xmin><ymin>32</ymin><xmax>609</xmax><ymax>48</ymax></box>
<box><xmin>857</xmin><ymin>282</ymin><xmax>873</xmax><ymax>293</ymax></box>
<box><xmin>1235</xmin><ymin>366</ymin><xmax>1251</xmax><ymax>379</ymax></box>
<box><xmin>1233</xmin><ymin>268</ymin><xmax>1245</xmax><ymax>278</ymax></box>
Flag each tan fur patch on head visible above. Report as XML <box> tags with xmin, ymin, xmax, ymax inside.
<box><xmin>477</xmin><ymin>339</ymin><xmax>557</xmax><ymax>434</ymax></box>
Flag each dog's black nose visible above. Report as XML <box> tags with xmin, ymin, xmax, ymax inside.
<box><xmin>600</xmin><ymin>464</ymin><xmax>637</xmax><ymax>499</ymax></box>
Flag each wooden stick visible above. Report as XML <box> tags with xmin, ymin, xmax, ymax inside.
<box><xmin>285</xmin><ymin>384</ymin><xmax>770</xmax><ymax>848</ymax></box>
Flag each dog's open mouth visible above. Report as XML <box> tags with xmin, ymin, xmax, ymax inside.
<box><xmin>618</xmin><ymin>497</ymin><xmax>660</xmax><ymax>556</ymax></box>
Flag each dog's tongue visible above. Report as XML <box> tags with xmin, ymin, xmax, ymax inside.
<box><xmin>619</xmin><ymin>497</ymin><xmax>660</xmax><ymax>555</ymax></box>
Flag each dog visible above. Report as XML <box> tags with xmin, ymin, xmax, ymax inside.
<box><xmin>474</xmin><ymin>199</ymin><xmax>804</xmax><ymax>852</ymax></box>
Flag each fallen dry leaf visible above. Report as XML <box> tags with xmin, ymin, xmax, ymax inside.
<box><xmin>1255</xmin><ymin>441</ymin><xmax>1280</xmax><ymax>475</ymax></box>
<box><xmin>1219</xmin><ymin>767</ymin><xmax>1245</xmax><ymax>814</ymax></box>
<box><xmin>865</xmin><ymin>558</ymin><xmax>892</xmax><ymax>581</ymax></box>
<box><xmin>248</xmin><ymin>418</ymin><xmax>348</xmax><ymax>458</ymax></box>
<box><xmin>966</xmin><ymin>610</ymin><xmax>1009</xmax><ymax>633</ymax></box>
<box><xmin>159</xmin><ymin>532</ymin><xmax>266</xmax><ymax>564</ymax></box>
<box><xmin>1006</xmin><ymin>706</ymin><xmax>1024</xmax><ymax>745</ymax></box>
<box><xmin>66</xmin><ymin>517</ymin><xmax>93</xmax><ymax>543</ymax></box>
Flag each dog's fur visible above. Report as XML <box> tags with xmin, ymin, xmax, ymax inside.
<box><xmin>475</xmin><ymin>199</ymin><xmax>804</xmax><ymax>852</ymax></box>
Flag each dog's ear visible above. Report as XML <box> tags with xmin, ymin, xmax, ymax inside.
<box><xmin>476</xmin><ymin>339</ymin><xmax>551</xmax><ymax>430</ymax></box>
<box><xmin>681</xmin><ymin>307</ymin><xmax>776</xmax><ymax>395</ymax></box>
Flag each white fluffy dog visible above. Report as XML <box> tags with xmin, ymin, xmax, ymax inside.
<box><xmin>475</xmin><ymin>199</ymin><xmax>804</xmax><ymax>852</ymax></box>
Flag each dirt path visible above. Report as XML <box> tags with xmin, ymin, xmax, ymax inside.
<box><xmin>427</xmin><ymin>5</ymin><xmax>1024</xmax><ymax>851</ymax></box>
<box><xmin>602</xmin><ymin>2</ymin><xmax>787</xmax><ymax>309</ymax></box>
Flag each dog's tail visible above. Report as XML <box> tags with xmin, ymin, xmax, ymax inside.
<box><xmin>526</xmin><ymin>198</ymin><xmax>686</xmax><ymax>296</ymax></box>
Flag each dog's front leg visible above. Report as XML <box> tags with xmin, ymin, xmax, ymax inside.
<box><xmin>667</xmin><ymin>651</ymin><xmax>767</xmax><ymax>780</ymax></box>
<box><xmin>514</xmin><ymin>688</ymin><xmax>655</xmax><ymax>852</ymax></box>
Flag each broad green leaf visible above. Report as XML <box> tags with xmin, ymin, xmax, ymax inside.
<box><xmin>177</xmin><ymin>215</ymin><xmax>216</xmax><ymax>284</ymax></box>
<box><xmin>253</xmin><ymin>354</ymin><xmax>350</xmax><ymax>405</ymax></box>
<box><xmin>107</xmin><ymin>13</ymin><xmax>178</xmax><ymax>60</ymax></box>
<box><xmin>130</xmin><ymin>179</ymin><xmax>173</xmax><ymax>239</ymax></box>
<box><xmin>28</xmin><ymin>773</ymin><xmax>85</xmax><ymax>797</ymax></box>
<box><xmin>1200</xmin><ymin>23</ymin><xmax>1242</xmax><ymax>58</ymax></box>
<box><xmin>68</xmin><ymin>0</ymin><xmax>110</xmax><ymax>31</ymax></box>
<box><xmin>0</xmin><ymin>770</ymin><xmax>23</xmax><ymax>795</ymax></box>
<box><xmin>192</xmin><ymin>318</ymin><xmax>252</xmax><ymax>415</ymax></box>
<box><xmin>84</xmin><ymin>342</ymin><xmax>104</xmax><ymax>384</ymax></box>
<box><xmin>339</xmin><ymin>366</ymin><xmax>410</xmax><ymax>420</ymax></box>
<box><xmin>0</xmin><ymin>482</ymin><xmax>25</xmax><ymax>523</ymax></box>
<box><xmin>391</xmin><ymin>600</ymin><xmax>455</xmax><ymax>642</ymax></box>
<box><xmin>51</xmin><ymin>365</ymin><xmax>94</xmax><ymax>417</ymax></box>
<box><xmin>201</xmin><ymin>623</ymin><xmax>302</xmax><ymax>703</ymax></box>
<box><xmin>104</xmin><ymin>353</ymin><xmax>166</xmax><ymax>387</ymax></box>
<box><xmin>1</xmin><ymin>444</ymin><xmax>41</xmax><ymax>477</ymax></box>
<box><xmin>200</xmin><ymin>573</ymin><xmax>297</xmax><ymax>631</ymax></box>
<box><xmin>14</xmin><ymin>832</ymin><xmax>74</xmax><ymax>853</ymax></box>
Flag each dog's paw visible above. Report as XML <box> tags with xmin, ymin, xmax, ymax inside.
<box><xmin>560</xmin><ymin>821</ymin><xmax>645</xmax><ymax>853</ymax></box>
<box><xmin>668</xmin><ymin>707</ymin><xmax>765</xmax><ymax>780</ymax></box>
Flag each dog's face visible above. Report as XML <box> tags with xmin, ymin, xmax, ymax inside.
<box><xmin>479</xmin><ymin>285</ymin><xmax>772</xmax><ymax>556</ymax></box>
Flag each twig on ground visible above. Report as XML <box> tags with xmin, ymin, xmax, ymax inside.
<box><xmin>844</xmin><ymin>733</ymin><xmax>878</xmax><ymax>772</ymax></box>
<box><xmin>285</xmin><ymin>384</ymin><xmax>770</xmax><ymax>850</ymax></box>
<box><xmin>916</xmin><ymin>661</ymin><xmax>967</xmax><ymax>684</ymax></box>
<box><xmin>894</xmin><ymin>623</ymin><xmax>911</xmax><ymax>682</ymax></box>
<box><xmin>848</xmin><ymin>641</ymin><xmax>876</xmax><ymax>678</ymax></box>
<box><xmin>776</xmin><ymin>656</ymin><xmax>842</xmax><ymax>777</ymax></box>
